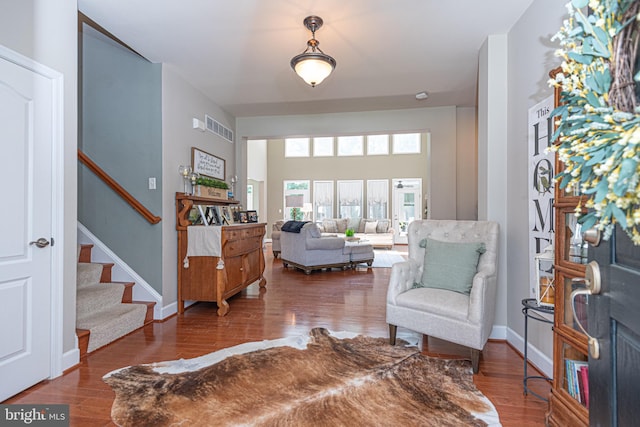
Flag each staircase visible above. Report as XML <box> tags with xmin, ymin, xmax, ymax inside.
<box><xmin>76</xmin><ymin>244</ymin><xmax>155</xmax><ymax>357</ymax></box>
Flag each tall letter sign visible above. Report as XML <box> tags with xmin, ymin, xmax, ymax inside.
<box><xmin>528</xmin><ymin>95</ymin><xmax>555</xmax><ymax>299</ymax></box>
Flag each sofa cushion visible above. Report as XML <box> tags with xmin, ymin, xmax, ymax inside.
<box><xmin>364</xmin><ymin>221</ymin><xmax>378</xmax><ymax>234</ymax></box>
<box><xmin>358</xmin><ymin>218</ymin><xmax>375</xmax><ymax>233</ymax></box>
<box><xmin>376</xmin><ymin>219</ymin><xmax>391</xmax><ymax>233</ymax></box>
<box><xmin>414</xmin><ymin>238</ymin><xmax>486</xmax><ymax>295</ymax></box>
<box><xmin>347</xmin><ymin>217</ymin><xmax>362</xmax><ymax>232</ymax></box>
<box><xmin>308</xmin><ymin>223</ymin><xmax>322</xmax><ymax>238</ymax></box>
<box><xmin>322</xmin><ymin>219</ymin><xmax>338</xmax><ymax>233</ymax></box>
<box><xmin>306</xmin><ymin>236</ymin><xmax>345</xmax><ymax>250</ymax></box>
<box><xmin>335</xmin><ymin>218</ymin><xmax>349</xmax><ymax>233</ymax></box>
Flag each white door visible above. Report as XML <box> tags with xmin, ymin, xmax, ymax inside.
<box><xmin>0</xmin><ymin>48</ymin><xmax>56</xmax><ymax>401</ymax></box>
<box><xmin>392</xmin><ymin>179</ymin><xmax>422</xmax><ymax>244</ymax></box>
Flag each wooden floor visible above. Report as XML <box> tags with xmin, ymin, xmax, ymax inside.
<box><xmin>5</xmin><ymin>244</ymin><xmax>550</xmax><ymax>426</ymax></box>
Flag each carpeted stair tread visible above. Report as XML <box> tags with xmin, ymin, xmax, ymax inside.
<box><xmin>76</xmin><ymin>283</ymin><xmax>126</xmax><ymax>319</ymax></box>
<box><xmin>77</xmin><ymin>262</ymin><xmax>104</xmax><ymax>289</ymax></box>
<box><xmin>77</xmin><ymin>303</ymin><xmax>147</xmax><ymax>353</ymax></box>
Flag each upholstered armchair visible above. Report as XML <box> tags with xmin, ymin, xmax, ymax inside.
<box><xmin>386</xmin><ymin>220</ymin><xmax>499</xmax><ymax>373</ymax></box>
<box><xmin>271</xmin><ymin>220</ymin><xmax>285</xmax><ymax>258</ymax></box>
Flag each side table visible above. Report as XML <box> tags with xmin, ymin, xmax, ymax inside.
<box><xmin>521</xmin><ymin>298</ymin><xmax>553</xmax><ymax>401</ymax></box>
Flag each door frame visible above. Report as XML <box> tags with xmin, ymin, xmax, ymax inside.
<box><xmin>1</xmin><ymin>44</ymin><xmax>65</xmax><ymax>379</ymax></box>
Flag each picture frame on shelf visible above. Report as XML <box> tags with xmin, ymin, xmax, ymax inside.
<box><xmin>221</xmin><ymin>206</ymin><xmax>234</xmax><ymax>224</ymax></box>
<box><xmin>247</xmin><ymin>210</ymin><xmax>258</xmax><ymax>223</ymax></box>
<box><xmin>235</xmin><ymin>211</ymin><xmax>249</xmax><ymax>223</ymax></box>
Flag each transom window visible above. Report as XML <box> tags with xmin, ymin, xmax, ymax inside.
<box><xmin>337</xmin><ymin>136</ymin><xmax>364</xmax><ymax>156</ymax></box>
<box><xmin>392</xmin><ymin>133</ymin><xmax>421</xmax><ymax>154</ymax></box>
<box><xmin>285</xmin><ymin>138</ymin><xmax>310</xmax><ymax>157</ymax></box>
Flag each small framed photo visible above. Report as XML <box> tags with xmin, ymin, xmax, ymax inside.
<box><xmin>235</xmin><ymin>211</ymin><xmax>249</xmax><ymax>223</ymax></box>
<box><xmin>221</xmin><ymin>206</ymin><xmax>234</xmax><ymax>224</ymax></box>
<box><xmin>247</xmin><ymin>210</ymin><xmax>258</xmax><ymax>223</ymax></box>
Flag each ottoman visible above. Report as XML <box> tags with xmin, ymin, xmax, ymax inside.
<box><xmin>344</xmin><ymin>241</ymin><xmax>374</xmax><ymax>267</ymax></box>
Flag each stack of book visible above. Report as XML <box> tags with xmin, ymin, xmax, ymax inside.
<box><xmin>565</xmin><ymin>359</ymin><xmax>589</xmax><ymax>408</ymax></box>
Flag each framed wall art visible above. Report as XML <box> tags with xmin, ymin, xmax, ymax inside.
<box><xmin>192</xmin><ymin>147</ymin><xmax>225</xmax><ymax>180</ymax></box>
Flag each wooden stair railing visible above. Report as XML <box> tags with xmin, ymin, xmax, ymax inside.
<box><xmin>78</xmin><ymin>149</ymin><xmax>161</xmax><ymax>224</ymax></box>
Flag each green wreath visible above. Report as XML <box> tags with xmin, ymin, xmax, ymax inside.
<box><xmin>550</xmin><ymin>0</ymin><xmax>640</xmax><ymax>244</ymax></box>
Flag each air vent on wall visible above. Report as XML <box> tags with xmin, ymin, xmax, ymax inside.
<box><xmin>205</xmin><ymin>115</ymin><xmax>234</xmax><ymax>143</ymax></box>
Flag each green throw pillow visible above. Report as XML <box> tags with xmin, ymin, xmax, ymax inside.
<box><xmin>413</xmin><ymin>238</ymin><xmax>486</xmax><ymax>295</ymax></box>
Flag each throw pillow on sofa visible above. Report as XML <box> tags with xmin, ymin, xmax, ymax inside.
<box><xmin>376</xmin><ymin>219</ymin><xmax>391</xmax><ymax>233</ymax></box>
<box><xmin>322</xmin><ymin>219</ymin><xmax>338</xmax><ymax>233</ymax></box>
<box><xmin>364</xmin><ymin>221</ymin><xmax>378</xmax><ymax>234</ymax></box>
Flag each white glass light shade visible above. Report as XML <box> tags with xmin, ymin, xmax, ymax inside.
<box><xmin>291</xmin><ymin>53</ymin><xmax>336</xmax><ymax>87</ymax></box>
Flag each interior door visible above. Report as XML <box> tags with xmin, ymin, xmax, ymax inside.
<box><xmin>0</xmin><ymin>48</ymin><xmax>55</xmax><ymax>401</ymax></box>
<box><xmin>392</xmin><ymin>179</ymin><xmax>422</xmax><ymax>244</ymax></box>
<box><xmin>588</xmin><ymin>227</ymin><xmax>640</xmax><ymax>426</ymax></box>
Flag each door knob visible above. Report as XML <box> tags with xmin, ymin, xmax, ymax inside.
<box><xmin>29</xmin><ymin>238</ymin><xmax>50</xmax><ymax>248</ymax></box>
<box><xmin>570</xmin><ymin>260</ymin><xmax>602</xmax><ymax>359</ymax></box>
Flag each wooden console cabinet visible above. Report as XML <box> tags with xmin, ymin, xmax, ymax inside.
<box><xmin>176</xmin><ymin>193</ymin><xmax>266</xmax><ymax>316</ymax></box>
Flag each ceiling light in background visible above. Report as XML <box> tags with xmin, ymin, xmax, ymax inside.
<box><xmin>291</xmin><ymin>16</ymin><xmax>336</xmax><ymax>87</ymax></box>
<box><xmin>415</xmin><ymin>91</ymin><xmax>429</xmax><ymax>100</ymax></box>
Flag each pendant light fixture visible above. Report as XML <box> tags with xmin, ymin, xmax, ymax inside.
<box><xmin>290</xmin><ymin>16</ymin><xmax>336</xmax><ymax>87</ymax></box>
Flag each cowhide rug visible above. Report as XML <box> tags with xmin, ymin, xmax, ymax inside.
<box><xmin>104</xmin><ymin>328</ymin><xmax>501</xmax><ymax>426</ymax></box>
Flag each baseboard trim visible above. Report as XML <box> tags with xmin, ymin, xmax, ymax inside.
<box><xmin>507</xmin><ymin>327</ymin><xmax>553</xmax><ymax>378</ymax></box>
<box><xmin>61</xmin><ymin>347</ymin><xmax>80</xmax><ymax>373</ymax></box>
<box><xmin>489</xmin><ymin>325</ymin><xmax>507</xmax><ymax>340</ymax></box>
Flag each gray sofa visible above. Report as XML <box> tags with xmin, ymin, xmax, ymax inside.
<box><xmin>280</xmin><ymin>222</ymin><xmax>373</xmax><ymax>274</ymax></box>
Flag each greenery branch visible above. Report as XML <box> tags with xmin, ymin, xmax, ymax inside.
<box><xmin>195</xmin><ymin>176</ymin><xmax>229</xmax><ymax>189</ymax></box>
<box><xmin>549</xmin><ymin>0</ymin><xmax>640</xmax><ymax>244</ymax></box>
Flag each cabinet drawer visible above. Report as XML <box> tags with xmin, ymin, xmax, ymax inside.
<box><xmin>225</xmin><ymin>227</ymin><xmax>263</xmax><ymax>240</ymax></box>
<box><xmin>224</xmin><ymin>236</ymin><xmax>262</xmax><ymax>257</ymax></box>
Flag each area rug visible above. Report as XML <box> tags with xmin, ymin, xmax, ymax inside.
<box><xmin>104</xmin><ymin>328</ymin><xmax>501</xmax><ymax>426</ymax></box>
<box><xmin>368</xmin><ymin>249</ymin><xmax>407</xmax><ymax>268</ymax></box>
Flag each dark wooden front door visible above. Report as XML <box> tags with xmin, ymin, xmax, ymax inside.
<box><xmin>589</xmin><ymin>227</ymin><xmax>640</xmax><ymax>426</ymax></box>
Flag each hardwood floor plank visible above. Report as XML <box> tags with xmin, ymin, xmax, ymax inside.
<box><xmin>4</xmin><ymin>244</ymin><xmax>549</xmax><ymax>426</ymax></box>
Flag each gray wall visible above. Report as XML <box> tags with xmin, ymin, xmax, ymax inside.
<box><xmin>504</xmin><ymin>0</ymin><xmax>566</xmax><ymax>367</ymax></box>
<box><xmin>79</xmin><ymin>25</ymin><xmax>163</xmax><ymax>292</ymax></box>
<box><xmin>0</xmin><ymin>0</ymin><xmax>79</xmax><ymax>356</ymax></box>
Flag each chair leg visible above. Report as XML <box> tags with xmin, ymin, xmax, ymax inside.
<box><xmin>470</xmin><ymin>348</ymin><xmax>481</xmax><ymax>374</ymax></box>
<box><xmin>389</xmin><ymin>324</ymin><xmax>397</xmax><ymax>345</ymax></box>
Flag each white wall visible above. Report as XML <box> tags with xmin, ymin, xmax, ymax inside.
<box><xmin>504</xmin><ymin>0</ymin><xmax>567</xmax><ymax>374</ymax></box>
<box><xmin>456</xmin><ymin>107</ymin><xmax>478</xmax><ymax>220</ymax></box>
<box><xmin>161</xmin><ymin>65</ymin><xmax>236</xmax><ymax>311</ymax></box>
<box><xmin>0</xmin><ymin>0</ymin><xmax>78</xmax><ymax>358</ymax></box>
<box><xmin>237</xmin><ymin>106</ymin><xmax>461</xmax><ymax>220</ymax></box>
<box><xmin>478</xmin><ymin>34</ymin><xmax>509</xmax><ymax>333</ymax></box>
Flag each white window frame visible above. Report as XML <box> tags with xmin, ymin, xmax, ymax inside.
<box><xmin>366</xmin><ymin>134</ymin><xmax>389</xmax><ymax>155</ymax></box>
<box><xmin>337</xmin><ymin>136</ymin><xmax>364</xmax><ymax>157</ymax></box>
<box><xmin>367</xmin><ymin>179</ymin><xmax>389</xmax><ymax>219</ymax></box>
<box><xmin>337</xmin><ymin>180</ymin><xmax>363</xmax><ymax>218</ymax></box>
<box><xmin>283</xmin><ymin>180</ymin><xmax>310</xmax><ymax>220</ymax></box>
<box><xmin>313</xmin><ymin>137</ymin><xmax>334</xmax><ymax>157</ymax></box>
<box><xmin>313</xmin><ymin>180</ymin><xmax>334</xmax><ymax>222</ymax></box>
<box><xmin>392</xmin><ymin>133</ymin><xmax>421</xmax><ymax>154</ymax></box>
<box><xmin>285</xmin><ymin>137</ymin><xmax>310</xmax><ymax>157</ymax></box>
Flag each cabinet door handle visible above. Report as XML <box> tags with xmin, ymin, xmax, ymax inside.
<box><xmin>570</xmin><ymin>260</ymin><xmax>601</xmax><ymax>359</ymax></box>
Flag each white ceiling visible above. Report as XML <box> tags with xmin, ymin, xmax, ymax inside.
<box><xmin>78</xmin><ymin>1</ymin><xmax>535</xmax><ymax>117</ymax></box>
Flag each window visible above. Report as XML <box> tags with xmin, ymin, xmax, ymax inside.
<box><xmin>283</xmin><ymin>180</ymin><xmax>310</xmax><ymax>220</ymax></box>
<box><xmin>392</xmin><ymin>133</ymin><xmax>421</xmax><ymax>154</ymax></box>
<box><xmin>285</xmin><ymin>138</ymin><xmax>310</xmax><ymax>157</ymax></box>
<box><xmin>337</xmin><ymin>180</ymin><xmax>363</xmax><ymax>218</ymax></box>
<box><xmin>246</xmin><ymin>184</ymin><xmax>254</xmax><ymax>210</ymax></box>
<box><xmin>337</xmin><ymin>136</ymin><xmax>364</xmax><ymax>156</ymax></box>
<box><xmin>367</xmin><ymin>180</ymin><xmax>389</xmax><ymax>219</ymax></box>
<box><xmin>313</xmin><ymin>137</ymin><xmax>334</xmax><ymax>156</ymax></box>
<box><xmin>313</xmin><ymin>181</ymin><xmax>334</xmax><ymax>222</ymax></box>
<box><xmin>367</xmin><ymin>135</ymin><xmax>389</xmax><ymax>155</ymax></box>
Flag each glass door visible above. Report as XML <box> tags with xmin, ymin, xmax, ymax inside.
<box><xmin>392</xmin><ymin>179</ymin><xmax>422</xmax><ymax>244</ymax></box>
